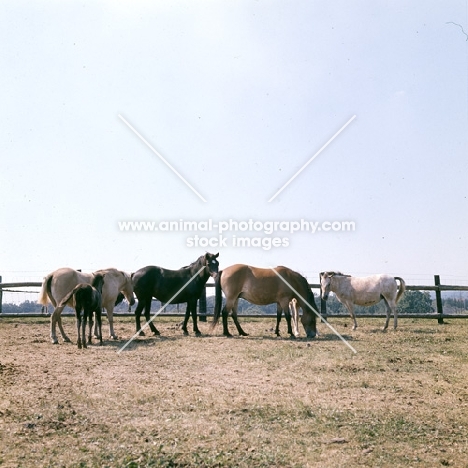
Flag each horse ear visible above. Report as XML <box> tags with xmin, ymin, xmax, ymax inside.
<box><xmin>214</xmin><ymin>252</ymin><xmax>219</xmax><ymax>258</ymax></box>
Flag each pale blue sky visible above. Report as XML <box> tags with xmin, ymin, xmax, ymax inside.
<box><xmin>1</xmin><ymin>1</ymin><xmax>467</xmax><ymax>290</ymax></box>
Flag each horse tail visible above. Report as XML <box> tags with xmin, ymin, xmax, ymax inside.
<box><xmin>210</xmin><ymin>270</ymin><xmax>223</xmax><ymax>330</ymax></box>
<box><xmin>394</xmin><ymin>277</ymin><xmax>406</xmax><ymax>302</ymax></box>
<box><xmin>59</xmin><ymin>287</ymin><xmax>77</xmax><ymax>308</ymax></box>
<box><xmin>38</xmin><ymin>274</ymin><xmax>53</xmax><ymax>306</ymax></box>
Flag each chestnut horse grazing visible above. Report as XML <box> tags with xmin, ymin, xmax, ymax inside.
<box><xmin>59</xmin><ymin>274</ymin><xmax>105</xmax><ymax>349</ymax></box>
<box><xmin>132</xmin><ymin>252</ymin><xmax>219</xmax><ymax>337</ymax></box>
<box><xmin>211</xmin><ymin>264</ymin><xmax>317</xmax><ymax>338</ymax></box>
<box><xmin>320</xmin><ymin>272</ymin><xmax>406</xmax><ymax>331</ymax></box>
<box><xmin>38</xmin><ymin>268</ymin><xmax>135</xmax><ymax>344</ymax></box>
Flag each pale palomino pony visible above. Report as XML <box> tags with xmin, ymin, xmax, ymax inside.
<box><xmin>38</xmin><ymin>267</ymin><xmax>135</xmax><ymax>344</ymax></box>
<box><xmin>320</xmin><ymin>271</ymin><xmax>406</xmax><ymax>331</ymax></box>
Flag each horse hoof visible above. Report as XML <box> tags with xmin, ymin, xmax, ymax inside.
<box><xmin>138</xmin><ymin>331</ymin><xmax>145</xmax><ymax>337</ymax></box>
<box><xmin>63</xmin><ymin>337</ymin><xmax>71</xmax><ymax>343</ymax></box>
<box><xmin>195</xmin><ymin>331</ymin><xmax>202</xmax><ymax>337</ymax></box>
<box><xmin>51</xmin><ymin>339</ymin><xmax>59</xmax><ymax>345</ymax></box>
<box><xmin>112</xmin><ymin>335</ymin><xmax>118</xmax><ymax>340</ymax></box>
<box><xmin>153</xmin><ymin>330</ymin><xmax>161</xmax><ymax>336</ymax></box>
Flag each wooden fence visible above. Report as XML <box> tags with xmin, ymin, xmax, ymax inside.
<box><xmin>1</xmin><ymin>275</ymin><xmax>468</xmax><ymax>322</ymax></box>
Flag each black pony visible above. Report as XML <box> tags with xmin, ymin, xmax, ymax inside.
<box><xmin>132</xmin><ymin>252</ymin><xmax>219</xmax><ymax>336</ymax></box>
<box><xmin>59</xmin><ymin>273</ymin><xmax>105</xmax><ymax>349</ymax></box>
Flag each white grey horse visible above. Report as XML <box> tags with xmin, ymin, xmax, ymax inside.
<box><xmin>320</xmin><ymin>271</ymin><xmax>406</xmax><ymax>330</ymax></box>
<box><xmin>38</xmin><ymin>267</ymin><xmax>135</xmax><ymax>344</ymax></box>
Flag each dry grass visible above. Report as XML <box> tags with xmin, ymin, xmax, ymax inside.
<box><xmin>1</xmin><ymin>315</ymin><xmax>468</xmax><ymax>467</ymax></box>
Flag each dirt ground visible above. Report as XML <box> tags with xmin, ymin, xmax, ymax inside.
<box><xmin>1</xmin><ymin>314</ymin><xmax>468</xmax><ymax>468</ymax></box>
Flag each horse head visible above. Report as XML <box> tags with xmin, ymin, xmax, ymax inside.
<box><xmin>320</xmin><ymin>271</ymin><xmax>334</xmax><ymax>301</ymax></box>
<box><xmin>203</xmin><ymin>252</ymin><xmax>219</xmax><ymax>279</ymax></box>
<box><xmin>300</xmin><ymin>286</ymin><xmax>318</xmax><ymax>338</ymax></box>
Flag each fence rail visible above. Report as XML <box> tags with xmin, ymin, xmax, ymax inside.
<box><xmin>1</xmin><ymin>275</ymin><xmax>468</xmax><ymax>321</ymax></box>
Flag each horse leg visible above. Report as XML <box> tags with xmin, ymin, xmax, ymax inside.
<box><xmin>181</xmin><ymin>303</ymin><xmax>191</xmax><ymax>336</ymax></box>
<box><xmin>192</xmin><ymin>301</ymin><xmax>201</xmax><ymax>336</ymax></box>
<box><xmin>96</xmin><ymin>308</ymin><xmax>103</xmax><ymax>346</ymax></box>
<box><xmin>144</xmin><ymin>298</ymin><xmax>160</xmax><ymax>336</ymax></box>
<box><xmin>345</xmin><ymin>302</ymin><xmax>358</xmax><ymax>330</ymax></box>
<box><xmin>382</xmin><ymin>297</ymin><xmax>397</xmax><ymax>331</ymax></box>
<box><xmin>231</xmin><ymin>302</ymin><xmax>248</xmax><ymax>337</ymax></box>
<box><xmin>50</xmin><ymin>305</ymin><xmax>70</xmax><ymax>344</ymax></box>
<box><xmin>289</xmin><ymin>301</ymin><xmax>300</xmax><ymax>338</ymax></box>
<box><xmin>57</xmin><ymin>314</ymin><xmax>71</xmax><ymax>343</ymax></box>
<box><xmin>92</xmin><ymin>309</ymin><xmax>103</xmax><ymax>338</ymax></box>
<box><xmin>87</xmin><ymin>310</ymin><xmax>94</xmax><ymax>345</ymax></box>
<box><xmin>105</xmin><ymin>305</ymin><xmax>118</xmax><ymax>340</ymax></box>
<box><xmin>393</xmin><ymin>303</ymin><xmax>398</xmax><ymax>330</ymax></box>
<box><xmin>82</xmin><ymin>312</ymin><xmax>87</xmax><ymax>349</ymax></box>
<box><xmin>285</xmin><ymin>307</ymin><xmax>295</xmax><ymax>338</ymax></box>
<box><xmin>275</xmin><ymin>304</ymin><xmax>282</xmax><ymax>337</ymax></box>
<box><xmin>134</xmin><ymin>298</ymin><xmax>145</xmax><ymax>335</ymax></box>
<box><xmin>76</xmin><ymin>309</ymin><xmax>82</xmax><ymax>349</ymax></box>
<box><xmin>280</xmin><ymin>299</ymin><xmax>295</xmax><ymax>338</ymax></box>
<box><xmin>190</xmin><ymin>300</ymin><xmax>201</xmax><ymax>336</ymax></box>
<box><xmin>221</xmin><ymin>305</ymin><xmax>232</xmax><ymax>337</ymax></box>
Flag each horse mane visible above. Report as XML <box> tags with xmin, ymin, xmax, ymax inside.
<box><xmin>181</xmin><ymin>255</ymin><xmax>206</xmax><ymax>270</ymax></box>
<box><xmin>326</xmin><ymin>271</ymin><xmax>350</xmax><ymax>277</ymax></box>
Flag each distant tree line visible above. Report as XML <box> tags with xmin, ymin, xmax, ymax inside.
<box><xmin>1</xmin><ymin>290</ymin><xmax>466</xmax><ymax>315</ymax></box>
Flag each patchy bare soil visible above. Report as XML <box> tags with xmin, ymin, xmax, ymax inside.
<box><xmin>1</xmin><ymin>315</ymin><xmax>468</xmax><ymax>467</ymax></box>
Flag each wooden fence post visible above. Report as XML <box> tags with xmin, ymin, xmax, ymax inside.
<box><xmin>0</xmin><ymin>276</ymin><xmax>2</xmax><ymax>315</ymax></box>
<box><xmin>434</xmin><ymin>275</ymin><xmax>444</xmax><ymax>324</ymax></box>
<box><xmin>320</xmin><ymin>297</ymin><xmax>327</xmax><ymax>322</ymax></box>
<box><xmin>319</xmin><ymin>275</ymin><xmax>327</xmax><ymax>322</ymax></box>
<box><xmin>199</xmin><ymin>286</ymin><xmax>207</xmax><ymax>321</ymax></box>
